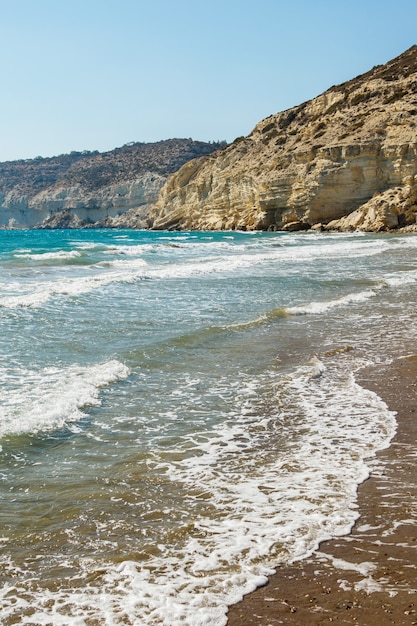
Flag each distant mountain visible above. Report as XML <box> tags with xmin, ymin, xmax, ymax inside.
<box><xmin>0</xmin><ymin>139</ymin><xmax>226</xmax><ymax>229</ymax></box>
<box><xmin>149</xmin><ymin>46</ymin><xmax>417</xmax><ymax>232</ymax></box>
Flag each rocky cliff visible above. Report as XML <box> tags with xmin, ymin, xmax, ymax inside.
<box><xmin>0</xmin><ymin>139</ymin><xmax>225</xmax><ymax>229</ymax></box>
<box><xmin>149</xmin><ymin>46</ymin><xmax>417</xmax><ymax>232</ymax></box>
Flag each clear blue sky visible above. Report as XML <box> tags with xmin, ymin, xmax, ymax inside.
<box><xmin>0</xmin><ymin>0</ymin><xmax>415</xmax><ymax>162</ymax></box>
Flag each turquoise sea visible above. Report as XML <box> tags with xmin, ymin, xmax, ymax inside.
<box><xmin>1</xmin><ymin>228</ymin><xmax>416</xmax><ymax>624</ymax></box>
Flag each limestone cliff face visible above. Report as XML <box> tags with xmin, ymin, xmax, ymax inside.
<box><xmin>0</xmin><ymin>140</ymin><xmax>224</xmax><ymax>229</ymax></box>
<box><xmin>0</xmin><ymin>174</ymin><xmax>165</xmax><ymax>229</ymax></box>
<box><xmin>149</xmin><ymin>46</ymin><xmax>417</xmax><ymax>232</ymax></box>
<box><xmin>326</xmin><ymin>177</ymin><xmax>417</xmax><ymax>231</ymax></box>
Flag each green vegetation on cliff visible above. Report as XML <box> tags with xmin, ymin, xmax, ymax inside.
<box><xmin>0</xmin><ymin>139</ymin><xmax>226</xmax><ymax>196</ymax></box>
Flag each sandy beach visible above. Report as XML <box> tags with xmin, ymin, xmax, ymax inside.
<box><xmin>227</xmin><ymin>356</ymin><xmax>417</xmax><ymax>625</ymax></box>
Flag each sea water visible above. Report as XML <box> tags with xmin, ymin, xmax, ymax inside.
<box><xmin>0</xmin><ymin>228</ymin><xmax>416</xmax><ymax>625</ymax></box>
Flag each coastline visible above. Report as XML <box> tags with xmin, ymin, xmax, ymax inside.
<box><xmin>227</xmin><ymin>357</ymin><xmax>417</xmax><ymax>625</ymax></box>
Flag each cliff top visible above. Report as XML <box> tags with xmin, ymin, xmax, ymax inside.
<box><xmin>328</xmin><ymin>44</ymin><xmax>417</xmax><ymax>92</ymax></box>
<box><xmin>249</xmin><ymin>45</ymin><xmax>417</xmax><ymax>150</ymax></box>
<box><xmin>0</xmin><ymin>138</ymin><xmax>227</xmax><ymax>196</ymax></box>
<box><xmin>192</xmin><ymin>45</ymin><xmax>417</xmax><ymax>176</ymax></box>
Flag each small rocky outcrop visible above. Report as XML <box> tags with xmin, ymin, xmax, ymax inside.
<box><xmin>0</xmin><ymin>140</ymin><xmax>225</xmax><ymax>229</ymax></box>
<box><xmin>149</xmin><ymin>46</ymin><xmax>417</xmax><ymax>232</ymax></box>
<box><xmin>326</xmin><ymin>176</ymin><xmax>417</xmax><ymax>231</ymax></box>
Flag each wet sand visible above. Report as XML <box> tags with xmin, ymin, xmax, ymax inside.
<box><xmin>227</xmin><ymin>356</ymin><xmax>417</xmax><ymax>625</ymax></box>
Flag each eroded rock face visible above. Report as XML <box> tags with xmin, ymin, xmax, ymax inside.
<box><xmin>326</xmin><ymin>176</ymin><xmax>417</xmax><ymax>231</ymax></box>
<box><xmin>0</xmin><ymin>140</ymin><xmax>224</xmax><ymax>229</ymax></box>
<box><xmin>30</xmin><ymin>175</ymin><xmax>165</xmax><ymax>229</ymax></box>
<box><xmin>1</xmin><ymin>175</ymin><xmax>166</xmax><ymax>229</ymax></box>
<box><xmin>149</xmin><ymin>46</ymin><xmax>417</xmax><ymax>232</ymax></box>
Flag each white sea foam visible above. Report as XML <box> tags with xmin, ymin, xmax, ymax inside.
<box><xmin>0</xmin><ymin>230</ymin><xmax>408</xmax><ymax>625</ymax></box>
<box><xmin>317</xmin><ymin>552</ymin><xmax>377</xmax><ymax>575</ymax></box>
<box><xmin>15</xmin><ymin>250</ymin><xmax>82</xmax><ymax>261</ymax></box>
<box><xmin>154</xmin><ymin>236</ymin><xmax>391</xmax><ymax>280</ymax></box>
<box><xmin>0</xmin><ymin>359</ymin><xmax>396</xmax><ymax>625</ymax></box>
<box><xmin>287</xmin><ymin>287</ymin><xmax>380</xmax><ymax>315</ymax></box>
<box><xmin>94</xmin><ymin>257</ymin><xmax>149</xmax><ymax>269</ymax></box>
<box><xmin>0</xmin><ymin>360</ymin><xmax>130</xmax><ymax>438</ymax></box>
<box><xmin>104</xmin><ymin>243</ymin><xmax>160</xmax><ymax>256</ymax></box>
<box><xmin>0</xmin><ymin>234</ymin><xmax>393</xmax><ymax>310</ymax></box>
<box><xmin>383</xmin><ymin>268</ymin><xmax>417</xmax><ymax>286</ymax></box>
<box><xmin>0</xmin><ymin>266</ymin><xmax>146</xmax><ymax>308</ymax></box>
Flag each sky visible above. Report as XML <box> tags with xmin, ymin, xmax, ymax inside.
<box><xmin>0</xmin><ymin>0</ymin><xmax>416</xmax><ymax>162</ymax></box>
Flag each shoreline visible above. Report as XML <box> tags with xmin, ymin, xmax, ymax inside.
<box><xmin>227</xmin><ymin>357</ymin><xmax>417</xmax><ymax>625</ymax></box>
